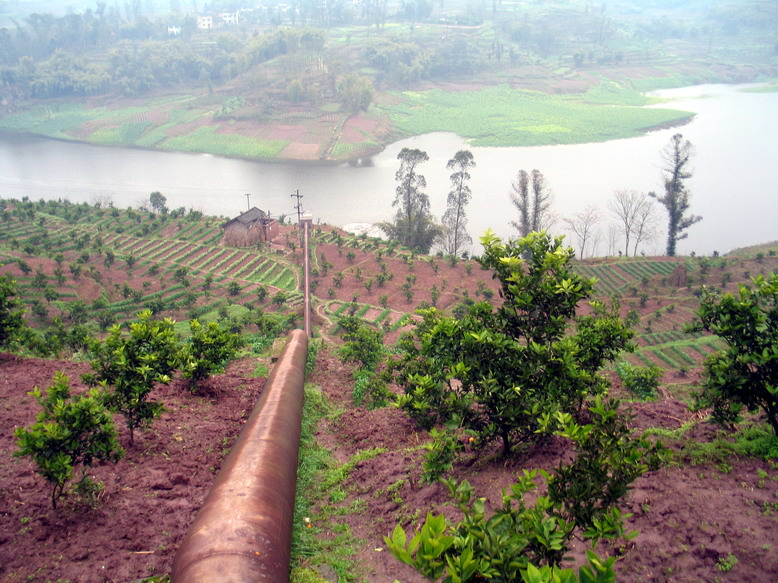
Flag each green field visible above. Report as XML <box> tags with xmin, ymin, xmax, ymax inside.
<box><xmin>378</xmin><ymin>84</ymin><xmax>694</xmax><ymax>146</ymax></box>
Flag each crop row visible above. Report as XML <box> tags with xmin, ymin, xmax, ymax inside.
<box><xmin>617</xmin><ymin>261</ymin><xmax>677</xmax><ymax>281</ymax></box>
<box><xmin>630</xmin><ymin>336</ymin><xmax>728</xmax><ymax>370</ymax></box>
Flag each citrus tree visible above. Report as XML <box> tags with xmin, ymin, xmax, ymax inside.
<box><xmin>386</xmin><ymin>398</ymin><xmax>665</xmax><ymax>582</ymax></box>
<box><xmin>391</xmin><ymin>230</ymin><xmax>633</xmax><ymax>456</ymax></box>
<box><xmin>0</xmin><ymin>275</ymin><xmax>25</xmax><ymax>348</ymax></box>
<box><xmin>15</xmin><ymin>372</ymin><xmax>123</xmax><ymax>509</ymax></box>
<box><xmin>179</xmin><ymin>319</ymin><xmax>244</xmax><ymax>389</ymax></box>
<box><xmin>85</xmin><ymin>310</ymin><xmax>180</xmax><ymax>444</ymax></box>
<box><xmin>695</xmin><ymin>273</ymin><xmax>778</xmax><ymax>434</ymax></box>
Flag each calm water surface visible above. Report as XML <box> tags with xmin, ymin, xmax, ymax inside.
<box><xmin>1</xmin><ymin>83</ymin><xmax>776</xmax><ymax>255</ymax></box>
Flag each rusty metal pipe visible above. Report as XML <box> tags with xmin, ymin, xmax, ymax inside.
<box><xmin>172</xmin><ymin>329</ymin><xmax>308</xmax><ymax>582</ymax></box>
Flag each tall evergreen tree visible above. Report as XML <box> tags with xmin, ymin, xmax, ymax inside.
<box><xmin>510</xmin><ymin>169</ymin><xmax>554</xmax><ymax>237</ymax></box>
<box><xmin>441</xmin><ymin>150</ymin><xmax>475</xmax><ymax>256</ymax></box>
<box><xmin>650</xmin><ymin>134</ymin><xmax>701</xmax><ymax>256</ymax></box>
<box><xmin>382</xmin><ymin>147</ymin><xmax>440</xmax><ymax>253</ymax></box>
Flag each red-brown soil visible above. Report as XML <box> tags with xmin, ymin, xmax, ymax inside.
<box><xmin>3</xmin><ymin>222</ymin><xmax>778</xmax><ymax>582</ymax></box>
<box><xmin>1</xmin><ymin>342</ymin><xmax>777</xmax><ymax>582</ymax></box>
<box><xmin>308</xmin><ymin>348</ymin><xmax>778</xmax><ymax>583</ymax></box>
<box><xmin>0</xmin><ymin>353</ymin><xmax>265</xmax><ymax>583</ymax></box>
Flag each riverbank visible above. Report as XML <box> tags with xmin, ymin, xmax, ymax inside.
<box><xmin>0</xmin><ymin>63</ymin><xmax>760</xmax><ymax>163</ymax></box>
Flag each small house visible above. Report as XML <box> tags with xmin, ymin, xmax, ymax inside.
<box><xmin>222</xmin><ymin>207</ymin><xmax>279</xmax><ymax>247</ymax></box>
<box><xmin>219</xmin><ymin>12</ymin><xmax>239</xmax><ymax>25</ymax></box>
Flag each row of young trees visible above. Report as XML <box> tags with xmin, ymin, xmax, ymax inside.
<box><xmin>513</xmin><ymin>133</ymin><xmax>701</xmax><ymax>258</ymax></box>
<box><xmin>382</xmin><ymin>133</ymin><xmax>701</xmax><ymax>258</ymax></box>
<box><xmin>0</xmin><ymin>281</ymin><xmax>244</xmax><ymax>508</ymax></box>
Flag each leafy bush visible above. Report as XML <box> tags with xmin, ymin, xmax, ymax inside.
<box><xmin>251</xmin><ymin>334</ymin><xmax>275</xmax><ymax>354</ymax></box>
<box><xmin>85</xmin><ymin>310</ymin><xmax>180</xmax><ymax>443</ymax></box>
<box><xmin>0</xmin><ymin>275</ymin><xmax>25</xmax><ymax>348</ymax></box>
<box><xmin>421</xmin><ymin>425</ymin><xmax>467</xmax><ymax>483</ymax></box>
<box><xmin>179</xmin><ymin>319</ymin><xmax>243</xmax><ymax>389</ymax></box>
<box><xmin>351</xmin><ymin>368</ymin><xmax>391</xmax><ymax>408</ymax></box>
<box><xmin>694</xmin><ymin>273</ymin><xmax>778</xmax><ymax>434</ymax></box>
<box><xmin>14</xmin><ymin>372</ymin><xmax>123</xmax><ymax>508</ymax></box>
<box><xmin>386</xmin><ymin>398</ymin><xmax>664</xmax><ymax>581</ymax></box>
<box><xmin>391</xmin><ymin>231</ymin><xmax>633</xmax><ymax>455</ymax></box>
<box><xmin>338</xmin><ymin>316</ymin><xmax>385</xmax><ymax>371</ymax></box>
<box><xmin>615</xmin><ymin>362</ymin><xmax>663</xmax><ymax>399</ymax></box>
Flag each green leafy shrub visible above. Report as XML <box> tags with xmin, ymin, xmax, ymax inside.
<box><xmin>390</xmin><ymin>231</ymin><xmax>633</xmax><ymax>455</ymax></box>
<box><xmin>615</xmin><ymin>362</ymin><xmax>663</xmax><ymax>399</ymax></box>
<box><xmin>694</xmin><ymin>274</ymin><xmax>778</xmax><ymax>434</ymax></box>
<box><xmin>338</xmin><ymin>316</ymin><xmax>385</xmax><ymax>371</ymax></box>
<box><xmin>0</xmin><ymin>275</ymin><xmax>25</xmax><ymax>348</ymax></box>
<box><xmin>421</xmin><ymin>425</ymin><xmax>467</xmax><ymax>483</ymax></box>
<box><xmin>85</xmin><ymin>310</ymin><xmax>180</xmax><ymax>444</ymax></box>
<box><xmin>351</xmin><ymin>368</ymin><xmax>390</xmax><ymax>408</ymax></box>
<box><xmin>548</xmin><ymin>398</ymin><xmax>666</xmax><ymax>531</ymax></box>
<box><xmin>386</xmin><ymin>398</ymin><xmax>664</xmax><ymax>581</ymax></box>
<box><xmin>179</xmin><ymin>319</ymin><xmax>243</xmax><ymax>389</ymax></box>
<box><xmin>14</xmin><ymin>372</ymin><xmax>123</xmax><ymax>508</ymax></box>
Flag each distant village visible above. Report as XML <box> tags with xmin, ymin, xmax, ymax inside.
<box><xmin>166</xmin><ymin>2</ymin><xmax>342</xmax><ymax>35</ymax></box>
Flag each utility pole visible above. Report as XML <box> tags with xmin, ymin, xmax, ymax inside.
<box><xmin>245</xmin><ymin>193</ymin><xmax>251</xmax><ymax>211</ymax></box>
<box><xmin>290</xmin><ymin>189</ymin><xmax>303</xmax><ymax>225</ymax></box>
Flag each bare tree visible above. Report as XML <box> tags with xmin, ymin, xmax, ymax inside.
<box><xmin>608</xmin><ymin>189</ymin><xmax>655</xmax><ymax>257</ymax></box>
<box><xmin>606</xmin><ymin>223</ymin><xmax>621</xmax><ymax>257</ymax></box>
<box><xmin>563</xmin><ymin>205</ymin><xmax>601</xmax><ymax>259</ymax></box>
<box><xmin>631</xmin><ymin>196</ymin><xmax>658</xmax><ymax>256</ymax></box>
<box><xmin>510</xmin><ymin>169</ymin><xmax>555</xmax><ymax>237</ymax></box>
<box><xmin>591</xmin><ymin>228</ymin><xmax>604</xmax><ymax>258</ymax></box>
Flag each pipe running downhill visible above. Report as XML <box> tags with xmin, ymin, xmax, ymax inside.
<box><xmin>172</xmin><ymin>329</ymin><xmax>308</xmax><ymax>582</ymax></box>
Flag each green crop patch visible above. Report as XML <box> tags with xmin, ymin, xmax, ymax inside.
<box><xmin>379</xmin><ymin>85</ymin><xmax>693</xmax><ymax>147</ymax></box>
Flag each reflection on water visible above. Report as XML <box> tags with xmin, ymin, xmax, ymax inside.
<box><xmin>1</xmin><ymin>84</ymin><xmax>776</xmax><ymax>255</ymax></box>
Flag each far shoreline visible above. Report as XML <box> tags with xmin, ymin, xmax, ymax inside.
<box><xmin>0</xmin><ymin>109</ymin><xmax>696</xmax><ymax>167</ymax></box>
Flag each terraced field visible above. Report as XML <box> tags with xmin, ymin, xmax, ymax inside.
<box><xmin>3</xmin><ymin>198</ymin><xmax>778</xmax><ymax>386</ymax></box>
<box><xmin>0</xmin><ymin>200</ymin><xmax>301</xmax><ymax>333</ymax></box>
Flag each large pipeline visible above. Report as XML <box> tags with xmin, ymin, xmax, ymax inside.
<box><xmin>172</xmin><ymin>329</ymin><xmax>308</xmax><ymax>582</ymax></box>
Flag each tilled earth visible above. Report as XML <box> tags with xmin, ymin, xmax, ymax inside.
<box><xmin>1</xmin><ymin>347</ymin><xmax>777</xmax><ymax>583</ymax></box>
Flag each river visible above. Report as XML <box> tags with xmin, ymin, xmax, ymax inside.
<box><xmin>1</xmin><ymin>83</ymin><xmax>776</xmax><ymax>256</ymax></box>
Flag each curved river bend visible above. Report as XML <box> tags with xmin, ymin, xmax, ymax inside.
<box><xmin>1</xmin><ymin>84</ymin><xmax>776</xmax><ymax>255</ymax></box>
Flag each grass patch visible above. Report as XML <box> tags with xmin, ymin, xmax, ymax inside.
<box><xmin>378</xmin><ymin>84</ymin><xmax>694</xmax><ymax>147</ymax></box>
<box><xmin>290</xmin><ymin>386</ymin><xmax>380</xmax><ymax>582</ymax></box>
<box><xmin>90</xmin><ymin>121</ymin><xmax>153</xmax><ymax>145</ymax></box>
<box><xmin>0</xmin><ymin>103</ymin><xmax>141</xmax><ymax>137</ymax></box>
<box><xmin>161</xmin><ymin>126</ymin><xmax>287</xmax><ymax>158</ymax></box>
<box><xmin>678</xmin><ymin>422</ymin><xmax>778</xmax><ymax>463</ymax></box>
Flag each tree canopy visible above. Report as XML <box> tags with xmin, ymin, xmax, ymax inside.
<box><xmin>441</xmin><ymin>150</ymin><xmax>475</xmax><ymax>256</ymax></box>
<box><xmin>381</xmin><ymin>147</ymin><xmax>441</xmax><ymax>253</ymax></box>
<box><xmin>695</xmin><ymin>274</ymin><xmax>778</xmax><ymax>435</ymax></box>
<box><xmin>392</xmin><ymin>230</ymin><xmax>633</xmax><ymax>455</ymax></box>
<box><xmin>650</xmin><ymin>134</ymin><xmax>701</xmax><ymax>256</ymax></box>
